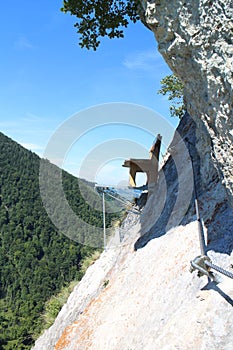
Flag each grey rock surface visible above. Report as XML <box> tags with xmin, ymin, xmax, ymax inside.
<box><xmin>34</xmin><ymin>222</ymin><xmax>233</xmax><ymax>350</ymax></box>
<box><xmin>141</xmin><ymin>0</ymin><xmax>233</xmax><ymax>205</ymax></box>
<box><xmin>32</xmin><ymin>114</ymin><xmax>233</xmax><ymax>350</ymax></box>
<box><xmin>32</xmin><ymin>2</ymin><xmax>233</xmax><ymax>348</ymax></box>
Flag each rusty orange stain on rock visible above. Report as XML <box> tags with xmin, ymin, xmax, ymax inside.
<box><xmin>55</xmin><ymin>321</ymin><xmax>79</xmax><ymax>350</ymax></box>
<box><xmin>55</xmin><ymin>284</ymin><xmax>111</xmax><ymax>349</ymax></box>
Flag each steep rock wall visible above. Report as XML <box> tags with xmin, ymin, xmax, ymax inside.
<box><xmin>135</xmin><ymin>113</ymin><xmax>233</xmax><ymax>252</ymax></box>
<box><xmin>52</xmin><ymin>224</ymin><xmax>233</xmax><ymax>350</ymax></box>
<box><xmin>32</xmin><ymin>114</ymin><xmax>233</xmax><ymax>350</ymax></box>
<box><xmin>31</xmin><ymin>3</ymin><xmax>233</xmax><ymax>348</ymax></box>
<box><xmin>141</xmin><ymin>0</ymin><xmax>233</xmax><ymax>205</ymax></box>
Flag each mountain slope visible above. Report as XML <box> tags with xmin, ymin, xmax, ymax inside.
<box><xmin>0</xmin><ymin>132</ymin><xmax>119</xmax><ymax>350</ymax></box>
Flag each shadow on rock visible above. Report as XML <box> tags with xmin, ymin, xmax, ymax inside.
<box><xmin>134</xmin><ymin>113</ymin><xmax>233</xmax><ymax>255</ymax></box>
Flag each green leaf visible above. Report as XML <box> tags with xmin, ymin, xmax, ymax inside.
<box><xmin>61</xmin><ymin>0</ymin><xmax>141</xmax><ymax>50</ymax></box>
<box><xmin>157</xmin><ymin>74</ymin><xmax>185</xmax><ymax>119</ymax></box>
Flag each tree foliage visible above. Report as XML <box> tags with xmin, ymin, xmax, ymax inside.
<box><xmin>157</xmin><ymin>74</ymin><xmax>185</xmax><ymax>118</ymax></box>
<box><xmin>61</xmin><ymin>2</ymin><xmax>185</xmax><ymax>119</ymax></box>
<box><xmin>61</xmin><ymin>0</ymin><xmax>140</xmax><ymax>50</ymax></box>
<box><xmin>0</xmin><ymin>132</ymin><xmax>121</xmax><ymax>349</ymax></box>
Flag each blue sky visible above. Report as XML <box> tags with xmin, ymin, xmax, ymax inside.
<box><xmin>1</xmin><ymin>0</ymin><xmax>178</xmax><ymax>186</ymax></box>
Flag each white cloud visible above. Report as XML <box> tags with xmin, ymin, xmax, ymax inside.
<box><xmin>123</xmin><ymin>50</ymin><xmax>161</xmax><ymax>71</ymax></box>
<box><xmin>94</xmin><ymin>161</ymin><xmax>133</xmax><ymax>187</ymax></box>
<box><xmin>22</xmin><ymin>113</ymin><xmax>45</xmax><ymax>122</ymax></box>
<box><xmin>14</xmin><ymin>36</ymin><xmax>36</xmax><ymax>50</ymax></box>
<box><xmin>94</xmin><ymin>162</ymin><xmax>148</xmax><ymax>188</ymax></box>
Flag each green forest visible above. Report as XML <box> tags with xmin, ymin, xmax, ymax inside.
<box><xmin>0</xmin><ymin>132</ymin><xmax>122</xmax><ymax>349</ymax></box>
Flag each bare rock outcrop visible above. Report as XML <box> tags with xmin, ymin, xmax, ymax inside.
<box><xmin>135</xmin><ymin>113</ymin><xmax>233</xmax><ymax>253</ymax></box>
<box><xmin>52</xmin><ymin>223</ymin><xmax>233</xmax><ymax>350</ymax></box>
<box><xmin>31</xmin><ymin>3</ymin><xmax>233</xmax><ymax>349</ymax></box>
<box><xmin>32</xmin><ymin>113</ymin><xmax>233</xmax><ymax>350</ymax></box>
<box><xmin>141</xmin><ymin>0</ymin><xmax>233</xmax><ymax>205</ymax></box>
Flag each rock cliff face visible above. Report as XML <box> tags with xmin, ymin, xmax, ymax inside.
<box><xmin>142</xmin><ymin>0</ymin><xmax>233</xmax><ymax>205</ymax></box>
<box><xmin>32</xmin><ymin>2</ymin><xmax>233</xmax><ymax>349</ymax></box>
<box><xmin>32</xmin><ymin>114</ymin><xmax>233</xmax><ymax>350</ymax></box>
<box><xmin>135</xmin><ymin>113</ymin><xmax>233</xmax><ymax>253</ymax></box>
<box><xmin>37</xmin><ymin>222</ymin><xmax>233</xmax><ymax>350</ymax></box>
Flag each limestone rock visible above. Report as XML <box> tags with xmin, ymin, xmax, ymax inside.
<box><xmin>32</xmin><ymin>2</ymin><xmax>233</xmax><ymax>348</ymax></box>
<box><xmin>32</xmin><ymin>114</ymin><xmax>233</xmax><ymax>350</ymax></box>
<box><xmin>142</xmin><ymin>0</ymin><xmax>233</xmax><ymax>205</ymax></box>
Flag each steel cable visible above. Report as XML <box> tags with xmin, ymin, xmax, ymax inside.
<box><xmin>205</xmin><ymin>260</ymin><xmax>233</xmax><ymax>279</ymax></box>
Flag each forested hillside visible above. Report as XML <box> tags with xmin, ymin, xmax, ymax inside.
<box><xmin>0</xmin><ymin>132</ymin><xmax>120</xmax><ymax>350</ymax></box>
